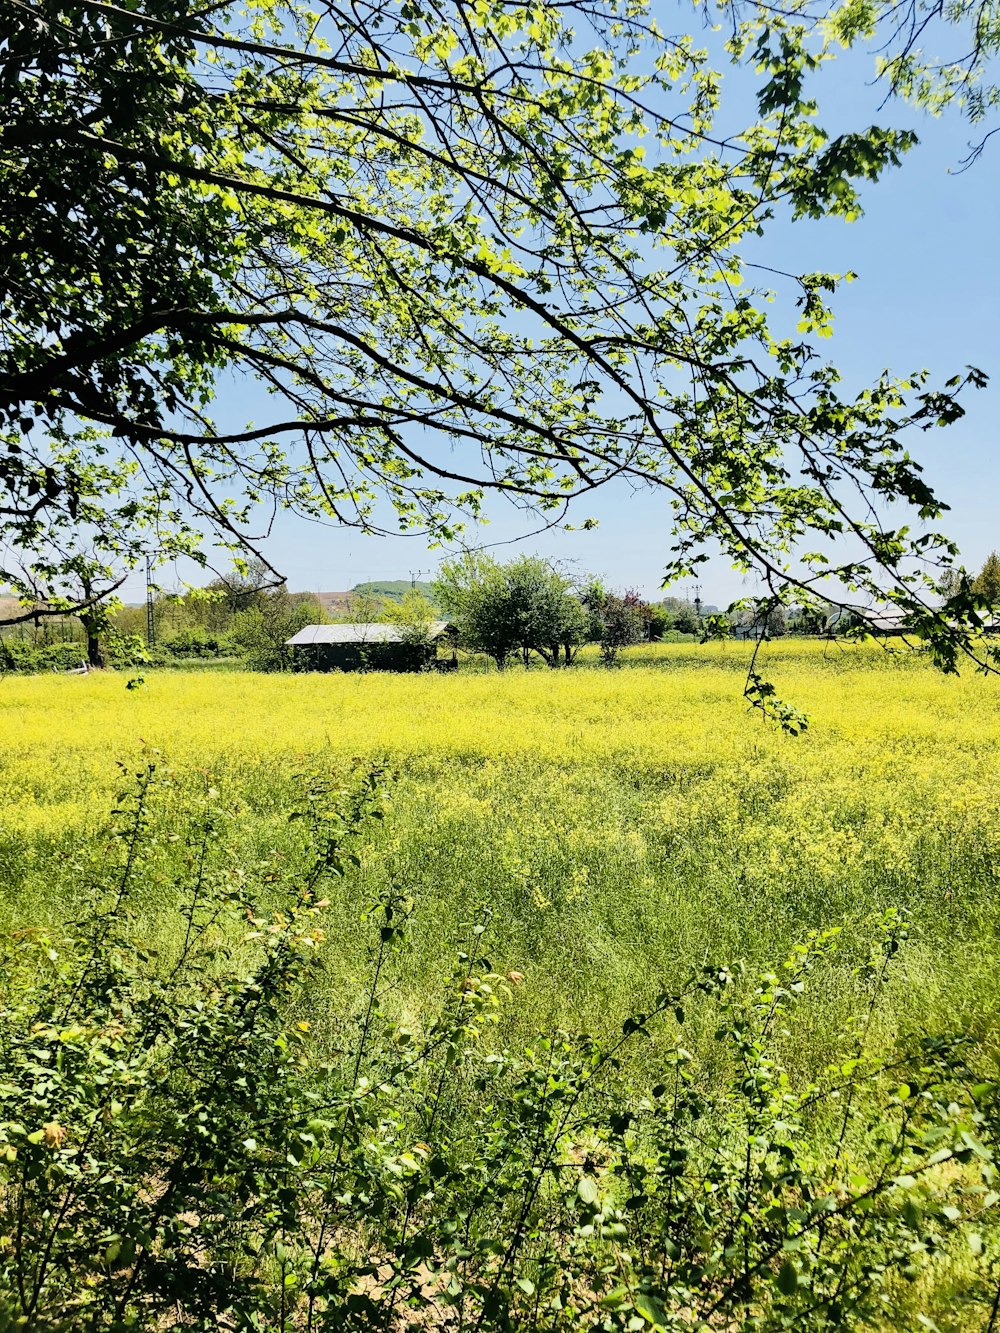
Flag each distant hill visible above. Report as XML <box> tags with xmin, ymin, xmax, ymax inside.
<box><xmin>312</xmin><ymin>590</ymin><xmax>352</xmax><ymax>615</ymax></box>
<box><xmin>351</xmin><ymin>580</ymin><xmax>438</xmax><ymax>605</ymax></box>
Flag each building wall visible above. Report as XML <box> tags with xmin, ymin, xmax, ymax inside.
<box><xmin>292</xmin><ymin>641</ymin><xmax>437</xmax><ymax>672</ymax></box>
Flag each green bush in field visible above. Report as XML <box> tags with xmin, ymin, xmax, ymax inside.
<box><xmin>159</xmin><ymin>628</ymin><xmax>226</xmax><ymax>659</ymax></box>
<box><xmin>0</xmin><ymin>639</ymin><xmax>88</xmax><ymax>673</ymax></box>
<box><xmin>1</xmin><ymin>766</ymin><xmax>997</xmax><ymax>1331</ymax></box>
<box><xmin>0</xmin><ymin>628</ymin><xmax>241</xmax><ymax>675</ymax></box>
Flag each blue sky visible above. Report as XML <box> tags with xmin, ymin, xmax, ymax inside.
<box><xmin>125</xmin><ymin>47</ymin><xmax>999</xmax><ymax>608</ymax></box>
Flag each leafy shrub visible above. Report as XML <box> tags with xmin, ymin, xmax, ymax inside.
<box><xmin>104</xmin><ymin>630</ymin><xmax>152</xmax><ymax>670</ymax></box>
<box><xmin>0</xmin><ymin>639</ymin><xmax>89</xmax><ymax>673</ymax></box>
<box><xmin>0</xmin><ymin>633</ymin><xmax>161</xmax><ymax>673</ymax></box>
<box><xmin>159</xmin><ymin>627</ymin><xmax>225</xmax><ymax>658</ymax></box>
<box><xmin>230</xmin><ymin>592</ymin><xmax>321</xmax><ymax>670</ymax></box>
<box><xmin>0</xmin><ymin>767</ymin><xmax>997</xmax><ymax>1330</ymax></box>
<box><xmin>597</xmin><ymin>592</ymin><xmax>647</xmax><ymax>667</ymax></box>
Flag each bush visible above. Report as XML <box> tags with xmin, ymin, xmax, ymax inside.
<box><xmin>1</xmin><ymin>768</ymin><xmax>997</xmax><ymax>1330</ymax></box>
<box><xmin>230</xmin><ymin>594</ymin><xmax>320</xmax><ymax>670</ymax></box>
<box><xmin>159</xmin><ymin>627</ymin><xmax>224</xmax><ymax>658</ymax></box>
<box><xmin>104</xmin><ymin>630</ymin><xmax>152</xmax><ymax>670</ymax></box>
<box><xmin>0</xmin><ymin>639</ymin><xmax>88</xmax><ymax>673</ymax></box>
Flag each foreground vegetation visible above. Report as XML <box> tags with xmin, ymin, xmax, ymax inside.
<box><xmin>1</xmin><ymin>641</ymin><xmax>999</xmax><ymax>1326</ymax></box>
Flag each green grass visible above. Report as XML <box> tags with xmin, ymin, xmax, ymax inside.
<box><xmin>2</xmin><ymin>644</ymin><xmax>999</xmax><ymax>1325</ymax></box>
<box><xmin>1</xmin><ymin>640</ymin><xmax>998</xmax><ymax>1085</ymax></box>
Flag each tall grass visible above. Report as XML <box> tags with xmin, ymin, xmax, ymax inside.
<box><xmin>2</xmin><ymin>641</ymin><xmax>999</xmax><ymax>1325</ymax></box>
<box><xmin>1</xmin><ymin>639</ymin><xmax>998</xmax><ymax>1076</ymax></box>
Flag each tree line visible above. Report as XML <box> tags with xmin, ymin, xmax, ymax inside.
<box><xmin>0</xmin><ymin>555</ymin><xmax>703</xmax><ymax>671</ymax></box>
<box><xmin>7</xmin><ymin>549</ymin><xmax>1000</xmax><ymax>675</ymax></box>
<box><xmin>433</xmin><ymin>554</ymin><xmax>703</xmax><ymax>670</ymax></box>
<box><xmin>145</xmin><ymin>556</ymin><xmax>710</xmax><ymax>670</ymax></box>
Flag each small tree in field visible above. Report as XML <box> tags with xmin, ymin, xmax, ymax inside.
<box><xmin>974</xmin><ymin>552</ymin><xmax>1000</xmax><ymax>608</ymax></box>
<box><xmin>671</xmin><ymin>603</ymin><xmax>701</xmax><ymax>637</ymax></box>
<box><xmin>435</xmin><ymin>554</ymin><xmax>586</xmax><ymax>669</ymax></box>
<box><xmin>434</xmin><ymin>554</ymin><xmax>517</xmax><ymax>670</ymax></box>
<box><xmin>505</xmin><ymin>557</ymin><xmax>588</xmax><ymax>667</ymax></box>
<box><xmin>381</xmin><ymin>591</ymin><xmax>439</xmax><ymax>650</ymax></box>
<box><xmin>583</xmin><ymin>588</ymin><xmax>647</xmax><ymax>666</ymax></box>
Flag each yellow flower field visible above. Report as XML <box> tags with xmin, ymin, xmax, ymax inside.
<box><xmin>2</xmin><ymin>639</ymin><xmax>1000</xmax><ymax>1328</ymax></box>
<box><xmin>1</xmin><ymin>638</ymin><xmax>998</xmax><ymax>1058</ymax></box>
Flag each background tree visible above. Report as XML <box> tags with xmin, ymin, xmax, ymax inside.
<box><xmin>646</xmin><ymin>604</ymin><xmax>672</xmax><ymax>641</ymax></box>
<box><xmin>381</xmin><ymin>591</ymin><xmax>440</xmax><ymax>652</ymax></box>
<box><xmin>229</xmin><ymin>586</ymin><xmax>323</xmax><ymax>670</ymax></box>
<box><xmin>974</xmin><ymin>552</ymin><xmax>1000</xmax><ymax>607</ymax></box>
<box><xmin>435</xmin><ymin>554</ymin><xmax>586</xmax><ymax>669</ymax></box>
<box><xmin>206</xmin><ymin>560</ymin><xmax>275</xmax><ymax>618</ymax></box>
<box><xmin>75</xmin><ymin>581</ymin><xmax>109</xmax><ymax>669</ymax></box>
<box><xmin>154</xmin><ymin>557</ymin><xmax>287</xmax><ymax>644</ymax></box>
<box><xmin>671</xmin><ymin>604</ymin><xmax>702</xmax><ymax>638</ymax></box>
<box><xmin>435</xmin><ymin>554</ymin><xmax>519</xmax><ymax>671</ymax></box>
<box><xmin>0</xmin><ymin>0</ymin><xmax>992</xmax><ymax>681</ymax></box>
<box><xmin>505</xmin><ymin>558</ymin><xmax>589</xmax><ymax>667</ymax></box>
<box><xmin>938</xmin><ymin>567</ymin><xmax>966</xmax><ymax>602</ymax></box>
<box><xmin>57</xmin><ymin>554</ymin><xmax>125</xmax><ymax>668</ymax></box>
<box><xmin>583</xmin><ymin>588</ymin><xmax>648</xmax><ymax>666</ymax></box>
<box><xmin>344</xmin><ymin>590</ymin><xmax>387</xmax><ymax>625</ymax></box>
<box><xmin>787</xmin><ymin>603</ymin><xmax>832</xmax><ymax>635</ymax></box>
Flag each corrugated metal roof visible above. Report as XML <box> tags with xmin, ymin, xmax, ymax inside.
<box><xmin>285</xmin><ymin>622</ymin><xmax>449</xmax><ymax>646</ymax></box>
<box><xmin>826</xmin><ymin>606</ymin><xmax>909</xmax><ymax>632</ymax></box>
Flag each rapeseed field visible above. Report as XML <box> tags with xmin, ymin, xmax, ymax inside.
<box><xmin>3</xmin><ymin>640</ymin><xmax>1000</xmax><ymax>1328</ymax></box>
<box><xmin>2</xmin><ymin>638</ymin><xmax>998</xmax><ymax>1069</ymax></box>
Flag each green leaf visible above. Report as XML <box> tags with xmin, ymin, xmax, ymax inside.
<box><xmin>577</xmin><ymin>1175</ymin><xmax>599</xmax><ymax>1205</ymax></box>
<box><xmin>634</xmin><ymin>1293</ymin><xmax>669</xmax><ymax>1327</ymax></box>
<box><xmin>776</xmin><ymin>1259</ymin><xmax>799</xmax><ymax>1295</ymax></box>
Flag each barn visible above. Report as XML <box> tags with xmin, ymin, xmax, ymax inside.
<box><xmin>824</xmin><ymin>606</ymin><xmax>909</xmax><ymax>636</ymax></box>
<box><xmin>284</xmin><ymin>622</ymin><xmax>453</xmax><ymax>672</ymax></box>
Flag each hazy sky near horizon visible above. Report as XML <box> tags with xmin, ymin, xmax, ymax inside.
<box><xmin>122</xmin><ymin>52</ymin><xmax>999</xmax><ymax>608</ymax></box>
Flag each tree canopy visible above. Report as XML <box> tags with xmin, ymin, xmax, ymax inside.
<box><xmin>584</xmin><ymin>586</ymin><xmax>648</xmax><ymax>666</ymax></box>
<box><xmin>974</xmin><ymin>551</ymin><xmax>1000</xmax><ymax>606</ymax></box>
<box><xmin>435</xmin><ymin>553</ymin><xmax>587</xmax><ymax>667</ymax></box>
<box><xmin>1</xmin><ymin>0</ymin><xmax>996</xmax><ymax>679</ymax></box>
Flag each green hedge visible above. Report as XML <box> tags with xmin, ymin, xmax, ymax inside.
<box><xmin>0</xmin><ymin>640</ymin><xmax>89</xmax><ymax>672</ymax></box>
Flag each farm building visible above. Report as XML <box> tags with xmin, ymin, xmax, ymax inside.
<box><xmin>826</xmin><ymin>605</ymin><xmax>1000</xmax><ymax>638</ymax></box>
<box><xmin>284</xmin><ymin>622</ymin><xmax>454</xmax><ymax>672</ymax></box>
<box><xmin>824</xmin><ymin>605</ymin><xmax>909</xmax><ymax>636</ymax></box>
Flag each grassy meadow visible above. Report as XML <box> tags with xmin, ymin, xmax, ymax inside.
<box><xmin>4</xmin><ymin>638</ymin><xmax>1000</xmax><ymax>1328</ymax></box>
<box><xmin>2</xmin><ymin>637</ymin><xmax>999</xmax><ymax>1074</ymax></box>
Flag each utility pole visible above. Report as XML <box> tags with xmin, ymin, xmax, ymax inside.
<box><xmin>145</xmin><ymin>555</ymin><xmax>156</xmax><ymax>646</ymax></box>
<box><xmin>409</xmin><ymin>569</ymin><xmax>426</xmax><ymax>591</ymax></box>
<box><xmin>694</xmin><ymin>583</ymin><xmax>703</xmax><ymax>621</ymax></box>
